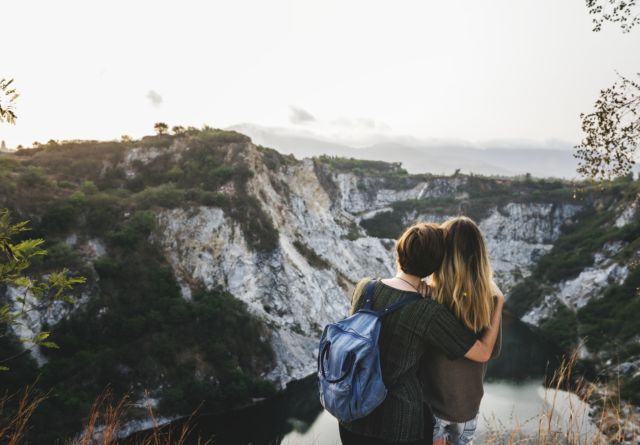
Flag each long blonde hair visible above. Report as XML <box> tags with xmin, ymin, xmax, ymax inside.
<box><xmin>432</xmin><ymin>216</ymin><xmax>494</xmax><ymax>333</ymax></box>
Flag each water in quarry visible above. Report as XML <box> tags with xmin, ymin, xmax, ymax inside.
<box><xmin>128</xmin><ymin>313</ymin><xmax>598</xmax><ymax>444</ymax></box>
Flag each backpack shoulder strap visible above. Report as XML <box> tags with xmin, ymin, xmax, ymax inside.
<box><xmin>358</xmin><ymin>279</ymin><xmax>421</xmax><ymax>316</ymax></box>
<box><xmin>360</xmin><ymin>279</ymin><xmax>378</xmax><ymax>310</ymax></box>
<box><xmin>376</xmin><ymin>293</ymin><xmax>421</xmax><ymax>317</ymax></box>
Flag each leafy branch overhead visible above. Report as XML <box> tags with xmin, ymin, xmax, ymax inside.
<box><xmin>586</xmin><ymin>0</ymin><xmax>640</xmax><ymax>32</ymax></box>
<box><xmin>0</xmin><ymin>209</ymin><xmax>86</xmax><ymax>369</ymax></box>
<box><xmin>576</xmin><ymin>1</ymin><xmax>640</xmax><ymax>181</ymax></box>
<box><xmin>0</xmin><ymin>78</ymin><xmax>19</xmax><ymax>125</ymax></box>
<box><xmin>575</xmin><ymin>73</ymin><xmax>640</xmax><ymax>181</ymax></box>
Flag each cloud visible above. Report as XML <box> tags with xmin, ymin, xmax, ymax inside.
<box><xmin>289</xmin><ymin>106</ymin><xmax>316</xmax><ymax>124</ymax></box>
<box><xmin>146</xmin><ymin>90</ymin><xmax>163</xmax><ymax>107</ymax></box>
<box><xmin>331</xmin><ymin>117</ymin><xmax>392</xmax><ymax>132</ymax></box>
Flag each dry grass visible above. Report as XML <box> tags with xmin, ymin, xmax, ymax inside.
<box><xmin>0</xmin><ymin>387</ymin><xmax>211</xmax><ymax>445</ymax></box>
<box><xmin>70</xmin><ymin>389</ymin><xmax>210</xmax><ymax>445</ymax></box>
<box><xmin>482</xmin><ymin>352</ymin><xmax>639</xmax><ymax>445</ymax></box>
<box><xmin>1</xmin><ymin>355</ymin><xmax>638</xmax><ymax>444</ymax></box>
<box><xmin>0</xmin><ymin>382</ymin><xmax>47</xmax><ymax>445</ymax></box>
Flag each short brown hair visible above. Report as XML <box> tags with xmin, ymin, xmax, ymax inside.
<box><xmin>395</xmin><ymin>222</ymin><xmax>445</xmax><ymax>278</ymax></box>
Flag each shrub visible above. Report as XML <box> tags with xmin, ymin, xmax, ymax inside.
<box><xmin>229</xmin><ymin>195</ymin><xmax>279</xmax><ymax>252</ymax></box>
<box><xmin>31</xmin><ymin>241</ymin><xmax>84</xmax><ymax>272</ymax></box>
<box><xmin>40</xmin><ymin>202</ymin><xmax>77</xmax><ymax>235</ymax></box>
<box><xmin>19</xmin><ymin>166</ymin><xmax>50</xmax><ymax>188</ymax></box>
<box><xmin>83</xmin><ymin>193</ymin><xmax>122</xmax><ymax>234</ymax></box>
<box><xmin>107</xmin><ymin>211</ymin><xmax>156</xmax><ymax>248</ymax></box>
<box><xmin>578</xmin><ymin>267</ymin><xmax>640</xmax><ymax>352</ymax></box>
<box><xmin>539</xmin><ymin>304</ymin><xmax>578</xmax><ymax>351</ymax></box>
<box><xmin>139</xmin><ymin>134</ymin><xmax>174</xmax><ymax>149</ymax></box>
<box><xmin>29</xmin><ymin>141</ymin><xmax>126</xmax><ymax>182</ymax></box>
<box><xmin>360</xmin><ymin>197</ymin><xmax>458</xmax><ymax>239</ymax></box>
<box><xmin>133</xmin><ymin>184</ymin><xmax>186</xmax><ymax>209</ymax></box>
<box><xmin>195</xmin><ymin>127</ymin><xmax>250</xmax><ymax>145</ymax></box>
<box><xmin>535</xmin><ymin>209</ymin><xmax>614</xmax><ymax>282</ymax></box>
<box><xmin>506</xmin><ymin>278</ymin><xmax>545</xmax><ymax>317</ymax></box>
<box><xmin>257</xmin><ymin>145</ymin><xmax>296</xmax><ymax>171</ymax></box>
<box><xmin>293</xmin><ymin>240</ymin><xmax>330</xmax><ymax>269</ymax></box>
<box><xmin>80</xmin><ymin>180</ymin><xmax>98</xmax><ymax>195</ymax></box>
<box><xmin>621</xmin><ymin>375</ymin><xmax>640</xmax><ymax>405</ymax></box>
<box><xmin>316</xmin><ymin>155</ymin><xmax>405</xmax><ymax>175</ymax></box>
<box><xmin>360</xmin><ymin>210</ymin><xmax>405</xmax><ymax>239</ymax></box>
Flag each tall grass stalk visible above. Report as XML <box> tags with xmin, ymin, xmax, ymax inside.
<box><xmin>0</xmin><ymin>387</ymin><xmax>210</xmax><ymax>445</ymax></box>
<box><xmin>483</xmin><ymin>351</ymin><xmax>639</xmax><ymax>445</ymax></box>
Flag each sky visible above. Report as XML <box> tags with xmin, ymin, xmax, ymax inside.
<box><xmin>2</xmin><ymin>0</ymin><xmax>640</xmax><ymax>149</ymax></box>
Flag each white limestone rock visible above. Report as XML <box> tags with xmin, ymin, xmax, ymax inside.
<box><xmin>615</xmin><ymin>201</ymin><xmax>638</xmax><ymax>228</ymax></box>
<box><xmin>6</xmin><ymin>285</ymin><xmax>89</xmax><ymax>367</ymax></box>
<box><xmin>521</xmin><ymin>260</ymin><xmax>629</xmax><ymax>327</ymax></box>
<box><xmin>86</xmin><ymin>238</ymin><xmax>107</xmax><ymax>259</ymax></box>
<box><xmin>333</xmin><ymin>173</ymin><xmax>467</xmax><ymax>214</ymax></box>
<box><xmin>154</xmin><ymin>152</ymin><xmax>401</xmax><ymax>386</ymax></box>
<box><xmin>407</xmin><ymin>203</ymin><xmax>581</xmax><ymax>291</ymax></box>
<box><xmin>480</xmin><ymin>203</ymin><xmax>582</xmax><ymax>290</ymax></box>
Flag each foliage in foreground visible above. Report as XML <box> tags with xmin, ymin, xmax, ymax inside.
<box><xmin>0</xmin><ymin>386</ymin><xmax>209</xmax><ymax>445</ymax></box>
<box><xmin>2</xmin><ymin>353</ymin><xmax>638</xmax><ymax>444</ymax></box>
<box><xmin>0</xmin><ymin>209</ymin><xmax>86</xmax><ymax>370</ymax></box>
<box><xmin>0</xmin><ymin>78</ymin><xmax>18</xmax><ymax>125</ymax></box>
<box><xmin>575</xmin><ymin>73</ymin><xmax>640</xmax><ymax>181</ymax></box>
<box><xmin>483</xmin><ymin>352</ymin><xmax>639</xmax><ymax>445</ymax></box>
<box><xmin>0</xmin><ymin>129</ymin><xmax>284</xmax><ymax>442</ymax></box>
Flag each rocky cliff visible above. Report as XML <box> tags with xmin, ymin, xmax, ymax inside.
<box><xmin>150</xmin><ymin>146</ymin><xmax>584</xmax><ymax>384</ymax></box>
<box><xmin>1</xmin><ymin>129</ymin><xmax>638</xmax><ymax>440</ymax></box>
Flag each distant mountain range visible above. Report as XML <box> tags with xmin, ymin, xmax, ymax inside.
<box><xmin>228</xmin><ymin>123</ymin><xmax>581</xmax><ymax>179</ymax></box>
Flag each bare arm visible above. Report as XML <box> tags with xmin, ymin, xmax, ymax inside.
<box><xmin>464</xmin><ymin>282</ymin><xmax>504</xmax><ymax>363</ymax></box>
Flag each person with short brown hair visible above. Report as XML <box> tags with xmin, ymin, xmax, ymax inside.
<box><xmin>338</xmin><ymin>222</ymin><xmax>504</xmax><ymax>445</ymax></box>
<box><xmin>395</xmin><ymin>222</ymin><xmax>446</xmax><ymax>278</ymax></box>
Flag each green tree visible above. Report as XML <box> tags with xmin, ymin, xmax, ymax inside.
<box><xmin>576</xmin><ymin>2</ymin><xmax>640</xmax><ymax>180</ymax></box>
<box><xmin>171</xmin><ymin>125</ymin><xmax>185</xmax><ymax>135</ymax></box>
<box><xmin>0</xmin><ymin>209</ymin><xmax>86</xmax><ymax>371</ymax></box>
<box><xmin>0</xmin><ymin>78</ymin><xmax>18</xmax><ymax>124</ymax></box>
<box><xmin>575</xmin><ymin>73</ymin><xmax>640</xmax><ymax>180</ymax></box>
<box><xmin>586</xmin><ymin>0</ymin><xmax>640</xmax><ymax>33</ymax></box>
<box><xmin>154</xmin><ymin>122</ymin><xmax>168</xmax><ymax>135</ymax></box>
<box><xmin>0</xmin><ymin>81</ymin><xmax>85</xmax><ymax>370</ymax></box>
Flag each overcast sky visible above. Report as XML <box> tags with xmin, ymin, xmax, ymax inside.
<box><xmin>2</xmin><ymin>0</ymin><xmax>640</xmax><ymax>149</ymax></box>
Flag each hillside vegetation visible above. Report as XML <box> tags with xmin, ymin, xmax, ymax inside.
<box><xmin>1</xmin><ymin>130</ymin><xmax>638</xmax><ymax>441</ymax></box>
<box><xmin>506</xmin><ymin>178</ymin><xmax>640</xmax><ymax>403</ymax></box>
<box><xmin>0</xmin><ymin>128</ymin><xmax>286</xmax><ymax>442</ymax></box>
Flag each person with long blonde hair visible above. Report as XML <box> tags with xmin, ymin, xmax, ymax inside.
<box><xmin>421</xmin><ymin>216</ymin><xmax>503</xmax><ymax>445</ymax></box>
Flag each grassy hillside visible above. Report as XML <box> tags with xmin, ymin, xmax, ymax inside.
<box><xmin>0</xmin><ymin>128</ymin><xmax>289</xmax><ymax>442</ymax></box>
<box><xmin>506</xmin><ymin>177</ymin><xmax>640</xmax><ymax>400</ymax></box>
<box><xmin>2</xmin><ymin>130</ymin><xmax>638</xmax><ymax>441</ymax></box>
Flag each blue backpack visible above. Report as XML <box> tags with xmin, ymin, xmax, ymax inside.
<box><xmin>317</xmin><ymin>279</ymin><xmax>421</xmax><ymax>422</ymax></box>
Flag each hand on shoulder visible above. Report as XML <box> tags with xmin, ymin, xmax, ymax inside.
<box><xmin>490</xmin><ymin>280</ymin><xmax>505</xmax><ymax>306</ymax></box>
<box><xmin>417</xmin><ymin>281</ymin><xmax>433</xmax><ymax>299</ymax></box>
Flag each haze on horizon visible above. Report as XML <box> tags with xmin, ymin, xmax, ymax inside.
<box><xmin>2</xmin><ymin>0</ymin><xmax>640</xmax><ymax>152</ymax></box>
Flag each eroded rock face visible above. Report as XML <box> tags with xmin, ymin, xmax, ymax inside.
<box><xmin>521</xmin><ymin>237</ymin><xmax>631</xmax><ymax>326</ymax></box>
<box><xmin>152</xmin><ymin>143</ymin><xmax>586</xmax><ymax>385</ymax></box>
<box><xmin>333</xmin><ymin>174</ymin><xmax>468</xmax><ymax>214</ymax></box>
<box><xmin>399</xmin><ymin>203</ymin><xmax>582</xmax><ymax>291</ymax></box>
<box><xmin>521</xmin><ymin>261</ymin><xmax>629</xmax><ymax>327</ymax></box>
<box><xmin>479</xmin><ymin>203</ymin><xmax>582</xmax><ymax>289</ymax></box>
<box><xmin>154</xmin><ymin>158</ymin><xmax>395</xmax><ymax>385</ymax></box>
<box><xmin>5</xmin><ymin>140</ymin><xmax>603</xmax><ymax>387</ymax></box>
